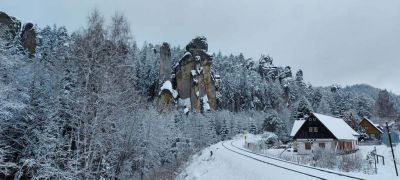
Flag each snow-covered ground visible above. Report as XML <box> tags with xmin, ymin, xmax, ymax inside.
<box><xmin>176</xmin><ymin>139</ymin><xmax>325</xmax><ymax>180</ymax></box>
<box><xmin>358</xmin><ymin>144</ymin><xmax>400</xmax><ymax>179</ymax></box>
<box><xmin>177</xmin><ymin>134</ymin><xmax>399</xmax><ymax>180</ymax></box>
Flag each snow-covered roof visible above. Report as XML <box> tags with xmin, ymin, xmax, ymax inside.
<box><xmin>361</xmin><ymin>118</ymin><xmax>384</xmax><ymax>133</ymax></box>
<box><xmin>313</xmin><ymin>113</ymin><xmax>359</xmax><ymax>140</ymax></box>
<box><xmin>159</xmin><ymin>81</ymin><xmax>178</xmax><ymax>98</ymax></box>
<box><xmin>290</xmin><ymin>120</ymin><xmax>305</xmax><ymax>137</ymax></box>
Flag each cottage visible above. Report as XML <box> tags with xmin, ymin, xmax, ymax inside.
<box><xmin>359</xmin><ymin>117</ymin><xmax>383</xmax><ymax>140</ymax></box>
<box><xmin>291</xmin><ymin>113</ymin><xmax>359</xmax><ymax>154</ymax></box>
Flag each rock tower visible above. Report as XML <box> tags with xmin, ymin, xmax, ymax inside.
<box><xmin>158</xmin><ymin>36</ymin><xmax>218</xmax><ymax>113</ymax></box>
<box><xmin>0</xmin><ymin>11</ymin><xmax>36</xmax><ymax>58</ymax></box>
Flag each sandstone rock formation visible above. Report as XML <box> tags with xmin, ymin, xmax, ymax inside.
<box><xmin>21</xmin><ymin>23</ymin><xmax>36</xmax><ymax>58</ymax></box>
<box><xmin>159</xmin><ymin>42</ymin><xmax>172</xmax><ymax>83</ymax></box>
<box><xmin>0</xmin><ymin>11</ymin><xmax>36</xmax><ymax>58</ymax></box>
<box><xmin>158</xmin><ymin>42</ymin><xmax>175</xmax><ymax>110</ymax></box>
<box><xmin>0</xmin><ymin>11</ymin><xmax>21</xmax><ymax>41</ymax></box>
<box><xmin>158</xmin><ymin>36</ymin><xmax>217</xmax><ymax>113</ymax></box>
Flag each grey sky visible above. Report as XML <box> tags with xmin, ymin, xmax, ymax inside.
<box><xmin>2</xmin><ymin>0</ymin><xmax>400</xmax><ymax>94</ymax></box>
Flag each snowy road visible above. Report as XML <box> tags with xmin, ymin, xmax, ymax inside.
<box><xmin>178</xmin><ymin>139</ymin><xmax>368</xmax><ymax>180</ymax></box>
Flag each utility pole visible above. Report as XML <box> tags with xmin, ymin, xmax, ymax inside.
<box><xmin>385</xmin><ymin>122</ymin><xmax>398</xmax><ymax>176</ymax></box>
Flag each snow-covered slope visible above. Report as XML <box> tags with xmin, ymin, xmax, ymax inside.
<box><xmin>176</xmin><ymin>140</ymin><xmax>320</xmax><ymax>180</ymax></box>
<box><xmin>177</xmin><ymin>135</ymin><xmax>398</xmax><ymax>180</ymax></box>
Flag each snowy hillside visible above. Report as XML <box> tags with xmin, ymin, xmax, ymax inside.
<box><xmin>1</xmin><ymin>5</ymin><xmax>400</xmax><ymax>179</ymax></box>
<box><xmin>178</xmin><ymin>135</ymin><xmax>399</xmax><ymax>180</ymax></box>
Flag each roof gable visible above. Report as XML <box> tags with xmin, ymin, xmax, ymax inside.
<box><xmin>292</xmin><ymin>113</ymin><xmax>359</xmax><ymax>140</ymax></box>
<box><xmin>292</xmin><ymin>114</ymin><xmax>337</xmax><ymax>140</ymax></box>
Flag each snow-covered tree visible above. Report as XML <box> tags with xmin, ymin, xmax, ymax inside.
<box><xmin>248</xmin><ymin>118</ymin><xmax>258</xmax><ymax>134</ymax></box>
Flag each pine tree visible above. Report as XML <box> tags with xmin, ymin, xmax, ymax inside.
<box><xmin>249</xmin><ymin>119</ymin><xmax>257</xmax><ymax>134</ymax></box>
<box><xmin>293</xmin><ymin>97</ymin><xmax>313</xmax><ymax>120</ymax></box>
<box><xmin>375</xmin><ymin>90</ymin><xmax>397</xmax><ymax>120</ymax></box>
<box><xmin>219</xmin><ymin>119</ymin><xmax>229</xmax><ymax>140</ymax></box>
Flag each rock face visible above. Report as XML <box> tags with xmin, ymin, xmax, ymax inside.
<box><xmin>158</xmin><ymin>36</ymin><xmax>217</xmax><ymax>113</ymax></box>
<box><xmin>159</xmin><ymin>43</ymin><xmax>174</xmax><ymax>110</ymax></box>
<box><xmin>159</xmin><ymin>43</ymin><xmax>172</xmax><ymax>83</ymax></box>
<box><xmin>0</xmin><ymin>11</ymin><xmax>21</xmax><ymax>41</ymax></box>
<box><xmin>0</xmin><ymin>11</ymin><xmax>36</xmax><ymax>58</ymax></box>
<box><xmin>21</xmin><ymin>23</ymin><xmax>36</xmax><ymax>58</ymax></box>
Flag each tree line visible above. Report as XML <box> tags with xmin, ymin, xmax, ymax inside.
<box><xmin>0</xmin><ymin>9</ymin><xmax>399</xmax><ymax>179</ymax></box>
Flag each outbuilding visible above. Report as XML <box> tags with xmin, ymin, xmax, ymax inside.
<box><xmin>359</xmin><ymin>117</ymin><xmax>383</xmax><ymax>140</ymax></box>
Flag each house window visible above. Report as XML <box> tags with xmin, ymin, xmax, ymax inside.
<box><xmin>309</xmin><ymin>127</ymin><xmax>318</xmax><ymax>132</ymax></box>
<box><xmin>319</xmin><ymin>143</ymin><xmax>325</xmax><ymax>149</ymax></box>
<box><xmin>305</xmin><ymin>143</ymin><xmax>312</xmax><ymax>150</ymax></box>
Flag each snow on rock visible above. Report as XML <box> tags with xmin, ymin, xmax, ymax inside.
<box><xmin>191</xmin><ymin>70</ymin><xmax>198</xmax><ymax>76</ymax></box>
<box><xmin>201</xmin><ymin>95</ymin><xmax>210</xmax><ymax>111</ymax></box>
<box><xmin>159</xmin><ymin>80</ymin><xmax>178</xmax><ymax>98</ymax></box>
<box><xmin>197</xmin><ymin>67</ymin><xmax>203</xmax><ymax>74</ymax></box>
<box><xmin>179</xmin><ymin>98</ymin><xmax>192</xmax><ymax>113</ymax></box>
<box><xmin>183</xmin><ymin>51</ymin><xmax>192</xmax><ymax>58</ymax></box>
<box><xmin>179</xmin><ymin>98</ymin><xmax>191</xmax><ymax>107</ymax></box>
<box><xmin>173</xmin><ymin>62</ymin><xmax>180</xmax><ymax>69</ymax></box>
<box><xmin>184</xmin><ymin>107</ymin><xmax>190</xmax><ymax>114</ymax></box>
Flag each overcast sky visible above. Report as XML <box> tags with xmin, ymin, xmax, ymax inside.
<box><xmin>1</xmin><ymin>0</ymin><xmax>399</xmax><ymax>94</ymax></box>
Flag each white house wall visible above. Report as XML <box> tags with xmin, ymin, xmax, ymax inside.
<box><xmin>295</xmin><ymin>139</ymin><xmax>359</xmax><ymax>154</ymax></box>
<box><xmin>295</xmin><ymin>139</ymin><xmax>335</xmax><ymax>154</ymax></box>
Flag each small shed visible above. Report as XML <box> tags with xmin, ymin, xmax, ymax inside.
<box><xmin>359</xmin><ymin>117</ymin><xmax>383</xmax><ymax>140</ymax></box>
<box><xmin>291</xmin><ymin>113</ymin><xmax>359</xmax><ymax>154</ymax></box>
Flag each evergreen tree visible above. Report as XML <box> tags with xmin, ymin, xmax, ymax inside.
<box><xmin>249</xmin><ymin>119</ymin><xmax>257</xmax><ymax>134</ymax></box>
<box><xmin>219</xmin><ymin>119</ymin><xmax>229</xmax><ymax>140</ymax></box>
<box><xmin>292</xmin><ymin>97</ymin><xmax>313</xmax><ymax>120</ymax></box>
<box><xmin>375</xmin><ymin>89</ymin><xmax>397</xmax><ymax>119</ymax></box>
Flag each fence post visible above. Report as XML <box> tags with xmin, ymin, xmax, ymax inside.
<box><xmin>386</xmin><ymin>122</ymin><xmax>398</xmax><ymax>176</ymax></box>
<box><xmin>374</xmin><ymin>155</ymin><xmax>377</xmax><ymax>174</ymax></box>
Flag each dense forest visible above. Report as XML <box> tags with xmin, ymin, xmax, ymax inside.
<box><xmin>1</xmin><ymin>10</ymin><xmax>399</xmax><ymax>179</ymax></box>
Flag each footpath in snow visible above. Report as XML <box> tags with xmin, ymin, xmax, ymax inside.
<box><xmin>177</xmin><ymin>135</ymin><xmax>399</xmax><ymax>180</ymax></box>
